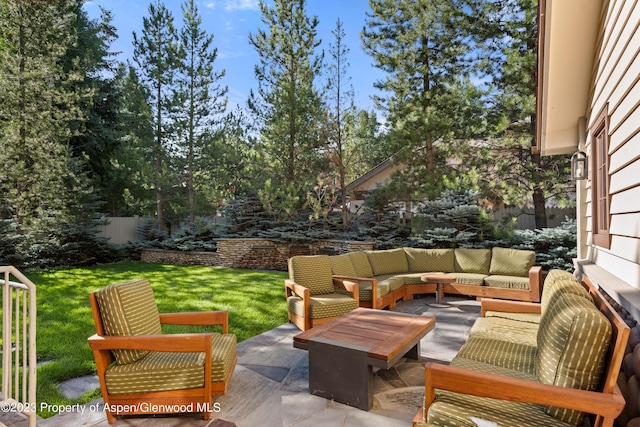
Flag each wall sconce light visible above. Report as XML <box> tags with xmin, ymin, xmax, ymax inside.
<box><xmin>571</xmin><ymin>151</ymin><xmax>588</xmax><ymax>180</ymax></box>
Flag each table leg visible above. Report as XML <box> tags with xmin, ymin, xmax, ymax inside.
<box><xmin>308</xmin><ymin>337</ymin><xmax>373</xmax><ymax>410</ymax></box>
<box><xmin>428</xmin><ymin>283</ymin><xmax>451</xmax><ymax>308</ymax></box>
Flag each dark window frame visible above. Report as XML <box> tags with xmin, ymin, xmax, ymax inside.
<box><xmin>591</xmin><ymin>105</ymin><xmax>611</xmax><ymax>249</ymax></box>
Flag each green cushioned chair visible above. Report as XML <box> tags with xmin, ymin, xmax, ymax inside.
<box><xmin>286</xmin><ymin>255</ymin><xmax>359</xmax><ymax>330</ymax></box>
<box><xmin>88</xmin><ymin>279</ymin><xmax>237</xmax><ymax>424</ymax></box>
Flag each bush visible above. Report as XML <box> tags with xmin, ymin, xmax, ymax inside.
<box><xmin>510</xmin><ymin>218</ymin><xmax>577</xmax><ymax>271</ymax></box>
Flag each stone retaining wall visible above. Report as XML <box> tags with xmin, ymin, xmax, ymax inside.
<box><xmin>140</xmin><ymin>238</ymin><xmax>374</xmax><ymax>271</ymax></box>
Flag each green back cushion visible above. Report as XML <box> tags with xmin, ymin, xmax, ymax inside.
<box><xmin>536</xmin><ymin>293</ymin><xmax>611</xmax><ymax>424</ymax></box>
<box><xmin>347</xmin><ymin>251</ymin><xmax>374</xmax><ymax>277</ymax></box>
<box><xmin>404</xmin><ymin>248</ymin><xmax>454</xmax><ymax>273</ymax></box>
<box><xmin>365</xmin><ymin>248</ymin><xmax>409</xmax><ymax>275</ymax></box>
<box><xmin>329</xmin><ymin>254</ymin><xmax>357</xmax><ymax>276</ymax></box>
<box><xmin>540</xmin><ymin>272</ymin><xmax>593</xmax><ymax>316</ymax></box>
<box><xmin>489</xmin><ymin>247</ymin><xmax>535</xmax><ymax>277</ymax></box>
<box><xmin>289</xmin><ymin>255</ymin><xmax>335</xmax><ymax>296</ymax></box>
<box><xmin>454</xmin><ymin>248</ymin><xmax>491</xmax><ymax>274</ymax></box>
<box><xmin>95</xmin><ymin>278</ymin><xmax>162</xmax><ymax>364</ymax></box>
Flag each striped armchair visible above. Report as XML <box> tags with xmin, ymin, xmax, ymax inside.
<box><xmin>87</xmin><ymin>279</ymin><xmax>237</xmax><ymax>424</ymax></box>
<box><xmin>286</xmin><ymin>255</ymin><xmax>359</xmax><ymax>331</ymax></box>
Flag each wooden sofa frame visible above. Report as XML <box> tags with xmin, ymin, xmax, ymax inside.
<box><xmin>88</xmin><ymin>293</ymin><xmax>237</xmax><ymax>424</ymax></box>
<box><xmin>412</xmin><ymin>274</ymin><xmax>630</xmax><ymax>427</ymax></box>
<box><xmin>285</xmin><ymin>277</ymin><xmax>359</xmax><ymax>331</ymax></box>
<box><xmin>334</xmin><ymin>265</ymin><xmax>543</xmax><ymax>311</ymax></box>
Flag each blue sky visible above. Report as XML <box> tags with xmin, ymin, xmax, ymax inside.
<box><xmin>83</xmin><ymin>0</ymin><xmax>386</xmax><ymax>113</ymax></box>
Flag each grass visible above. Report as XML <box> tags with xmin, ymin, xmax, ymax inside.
<box><xmin>27</xmin><ymin>261</ymin><xmax>288</xmax><ymax>418</ymax></box>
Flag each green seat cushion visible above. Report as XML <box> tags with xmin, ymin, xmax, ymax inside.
<box><xmin>397</xmin><ymin>272</ymin><xmax>436</xmax><ymax>285</ymax></box>
<box><xmin>469</xmin><ymin>317</ymin><xmax>538</xmax><ymax>347</ymax></box>
<box><xmin>428</xmin><ymin>356</ymin><xmax>574</xmax><ymax>427</ymax></box>
<box><xmin>95</xmin><ymin>278</ymin><xmax>162</xmax><ymax>365</ymax></box>
<box><xmin>375</xmin><ymin>274</ymin><xmax>406</xmax><ymax>292</ymax></box>
<box><xmin>287</xmin><ymin>293</ymin><xmax>359</xmax><ymax>320</ymax></box>
<box><xmin>455</xmin><ymin>335</ymin><xmax>537</xmax><ymax>375</ymax></box>
<box><xmin>365</xmin><ymin>248</ymin><xmax>409</xmax><ymax>275</ymax></box>
<box><xmin>451</xmin><ymin>272</ymin><xmax>487</xmax><ymax>286</ymax></box>
<box><xmin>489</xmin><ymin>247</ymin><xmax>535</xmax><ymax>277</ymax></box>
<box><xmin>536</xmin><ymin>293</ymin><xmax>612</xmax><ymax>424</ymax></box>
<box><xmin>403</xmin><ymin>248</ymin><xmax>454</xmax><ymax>273</ymax></box>
<box><xmin>484</xmin><ymin>275</ymin><xmax>530</xmax><ymax>290</ymax></box>
<box><xmin>329</xmin><ymin>254</ymin><xmax>358</xmax><ymax>276</ymax></box>
<box><xmin>289</xmin><ymin>255</ymin><xmax>335</xmax><ymax>296</ymax></box>
<box><xmin>485</xmin><ymin>311</ymin><xmax>541</xmax><ymax>324</ymax></box>
<box><xmin>347</xmin><ymin>251</ymin><xmax>374</xmax><ymax>277</ymax></box>
<box><xmin>544</xmin><ymin>269</ymin><xmax>578</xmax><ymax>289</ymax></box>
<box><xmin>105</xmin><ymin>332</ymin><xmax>237</xmax><ymax>395</ymax></box>
<box><xmin>540</xmin><ymin>274</ymin><xmax>592</xmax><ymax>316</ymax></box>
<box><xmin>357</xmin><ymin>280</ymin><xmax>390</xmax><ymax>301</ymax></box>
<box><xmin>454</xmin><ymin>248</ymin><xmax>491</xmax><ymax>274</ymax></box>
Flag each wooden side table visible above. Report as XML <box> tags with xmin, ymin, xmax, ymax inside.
<box><xmin>293</xmin><ymin>308</ymin><xmax>436</xmax><ymax>410</ymax></box>
<box><xmin>420</xmin><ymin>273</ymin><xmax>456</xmax><ymax>308</ymax></box>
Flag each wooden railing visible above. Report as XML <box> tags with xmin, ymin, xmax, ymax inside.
<box><xmin>1</xmin><ymin>266</ymin><xmax>36</xmax><ymax>427</ymax></box>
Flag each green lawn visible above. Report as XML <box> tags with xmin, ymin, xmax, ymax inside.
<box><xmin>28</xmin><ymin>261</ymin><xmax>288</xmax><ymax>417</ymax></box>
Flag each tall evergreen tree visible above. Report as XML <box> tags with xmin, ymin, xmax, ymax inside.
<box><xmin>248</xmin><ymin>0</ymin><xmax>324</xmax><ymax>218</ymax></box>
<box><xmin>111</xmin><ymin>64</ymin><xmax>156</xmax><ymax>216</ymax></box>
<box><xmin>0</xmin><ymin>1</ymin><xmax>91</xmax><ymax>235</ymax></box>
<box><xmin>175</xmin><ymin>0</ymin><xmax>228</xmax><ymax>224</ymax></box>
<box><xmin>132</xmin><ymin>0</ymin><xmax>180</xmax><ymax>230</ymax></box>
<box><xmin>361</xmin><ymin>0</ymin><xmax>486</xmax><ymax>200</ymax></box>
<box><xmin>324</xmin><ymin>18</ymin><xmax>357</xmax><ymax>230</ymax></box>
<box><xmin>462</xmin><ymin>0</ymin><xmax>573</xmax><ymax>226</ymax></box>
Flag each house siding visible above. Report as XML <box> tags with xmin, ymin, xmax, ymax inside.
<box><xmin>585</xmin><ymin>0</ymin><xmax>640</xmax><ymax>290</ymax></box>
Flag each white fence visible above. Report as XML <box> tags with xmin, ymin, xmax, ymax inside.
<box><xmin>95</xmin><ymin>216</ymin><xmax>147</xmax><ymax>244</ymax></box>
<box><xmin>492</xmin><ymin>207</ymin><xmax>575</xmax><ymax>229</ymax></box>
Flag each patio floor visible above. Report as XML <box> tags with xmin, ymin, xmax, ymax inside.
<box><xmin>4</xmin><ymin>295</ymin><xmax>480</xmax><ymax>427</ymax></box>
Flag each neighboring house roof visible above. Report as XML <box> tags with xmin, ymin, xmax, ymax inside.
<box><xmin>344</xmin><ymin>157</ymin><xmax>403</xmax><ymax>195</ymax></box>
<box><xmin>536</xmin><ymin>0</ymin><xmax>603</xmax><ymax>155</ymax></box>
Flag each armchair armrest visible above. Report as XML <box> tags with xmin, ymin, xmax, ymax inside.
<box><xmin>480</xmin><ymin>298</ymin><xmax>542</xmax><ymax>317</ymax></box>
<box><xmin>159</xmin><ymin>311</ymin><xmax>229</xmax><ymax>333</ymax></box>
<box><xmin>88</xmin><ymin>332</ymin><xmax>213</xmax><ymax>353</ymax></box>
<box><xmin>333</xmin><ymin>275</ymin><xmax>375</xmax><ymax>304</ymax></box>
<box><xmin>285</xmin><ymin>279</ymin><xmax>309</xmax><ymax>299</ymax></box>
<box><xmin>333</xmin><ymin>277</ymin><xmax>359</xmax><ymax>302</ymax></box>
<box><xmin>423</xmin><ymin>362</ymin><xmax>625</xmax><ymax>421</ymax></box>
<box><xmin>529</xmin><ymin>265</ymin><xmax>543</xmax><ymax>302</ymax></box>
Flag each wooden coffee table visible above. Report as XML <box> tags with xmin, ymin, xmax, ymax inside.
<box><xmin>293</xmin><ymin>308</ymin><xmax>436</xmax><ymax>410</ymax></box>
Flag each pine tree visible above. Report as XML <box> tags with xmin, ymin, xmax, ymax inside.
<box><xmin>361</xmin><ymin>0</ymin><xmax>487</xmax><ymax>199</ymax></box>
<box><xmin>462</xmin><ymin>0</ymin><xmax>573</xmax><ymax>227</ymax></box>
<box><xmin>248</xmin><ymin>0</ymin><xmax>324</xmax><ymax>214</ymax></box>
<box><xmin>0</xmin><ymin>0</ymin><xmax>103</xmax><ymax>263</ymax></box>
<box><xmin>324</xmin><ymin>18</ymin><xmax>356</xmax><ymax>231</ymax></box>
<box><xmin>132</xmin><ymin>0</ymin><xmax>180</xmax><ymax>230</ymax></box>
<box><xmin>112</xmin><ymin>64</ymin><xmax>156</xmax><ymax>216</ymax></box>
<box><xmin>175</xmin><ymin>0</ymin><xmax>228</xmax><ymax>224</ymax></box>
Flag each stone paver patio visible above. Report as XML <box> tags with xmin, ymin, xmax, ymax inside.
<box><xmin>2</xmin><ymin>295</ymin><xmax>480</xmax><ymax>427</ymax></box>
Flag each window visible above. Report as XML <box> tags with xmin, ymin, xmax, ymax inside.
<box><xmin>591</xmin><ymin>106</ymin><xmax>610</xmax><ymax>249</ymax></box>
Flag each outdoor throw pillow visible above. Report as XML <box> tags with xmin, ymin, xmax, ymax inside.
<box><xmin>489</xmin><ymin>247</ymin><xmax>535</xmax><ymax>277</ymax></box>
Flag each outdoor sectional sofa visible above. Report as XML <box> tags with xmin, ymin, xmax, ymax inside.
<box><xmin>412</xmin><ymin>269</ymin><xmax>630</xmax><ymax>427</ymax></box>
<box><xmin>328</xmin><ymin>247</ymin><xmax>542</xmax><ymax>310</ymax></box>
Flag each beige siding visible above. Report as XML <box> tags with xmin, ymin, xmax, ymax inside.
<box><xmin>586</xmin><ymin>0</ymin><xmax>640</xmax><ymax>289</ymax></box>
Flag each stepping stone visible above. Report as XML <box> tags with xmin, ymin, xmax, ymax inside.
<box><xmin>242</xmin><ymin>364</ymin><xmax>290</xmax><ymax>383</ymax></box>
<box><xmin>374</xmin><ymin>385</ymin><xmax>424</xmax><ymax>414</ymax></box>
<box><xmin>58</xmin><ymin>375</ymin><xmax>100</xmax><ymax>399</ymax></box>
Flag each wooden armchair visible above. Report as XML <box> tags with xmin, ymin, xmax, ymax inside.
<box><xmin>87</xmin><ymin>278</ymin><xmax>237</xmax><ymax>424</ymax></box>
<box><xmin>285</xmin><ymin>255</ymin><xmax>359</xmax><ymax>331</ymax></box>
